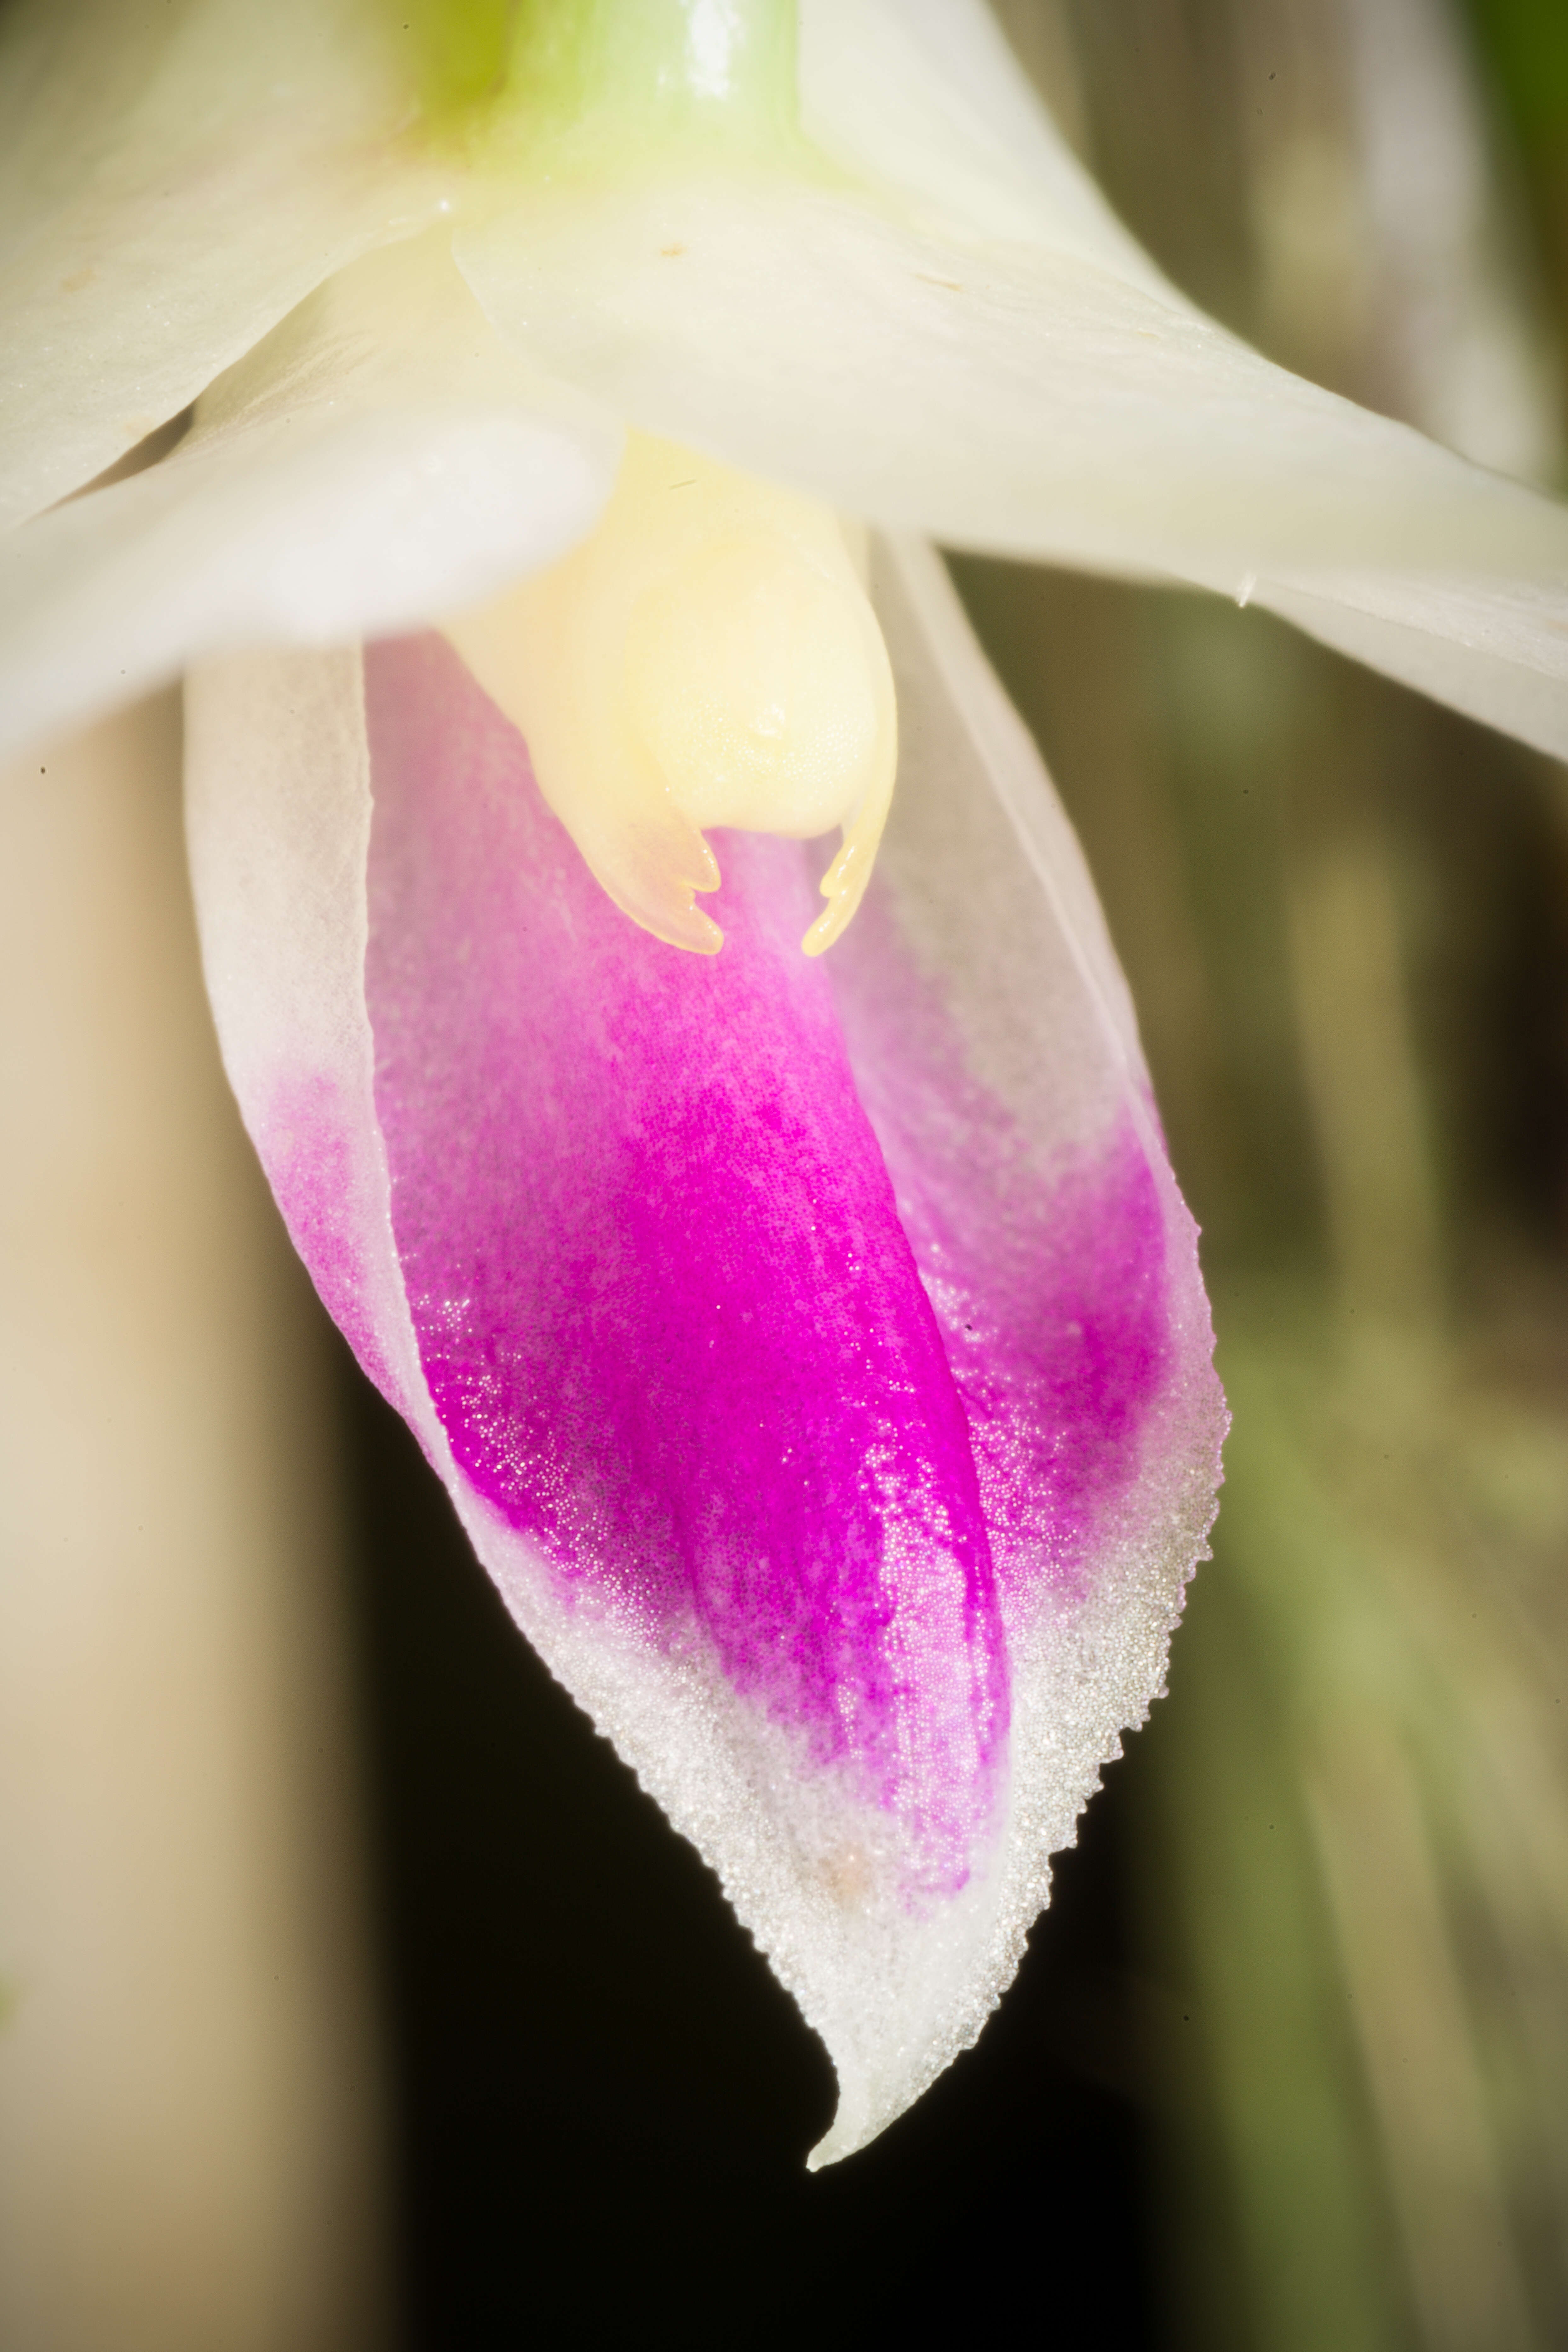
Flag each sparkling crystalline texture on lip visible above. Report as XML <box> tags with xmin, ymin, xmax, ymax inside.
<box><xmin>184</xmin><ymin>536</ymin><xmax>1226</xmax><ymax>2164</ymax></box>
<box><xmin>442</xmin><ymin>430</ymin><xmax>897</xmax><ymax>956</ymax></box>
<box><xmin>367</xmin><ymin>632</ymin><xmax>1008</xmax><ymax>1902</ymax></box>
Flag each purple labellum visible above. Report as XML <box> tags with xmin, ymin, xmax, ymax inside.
<box><xmin>184</xmin><ymin>538</ymin><xmax>1223</xmax><ymax>2161</ymax></box>
<box><xmin>365</xmin><ymin>633</ymin><xmax>1008</xmax><ymax>1898</ymax></box>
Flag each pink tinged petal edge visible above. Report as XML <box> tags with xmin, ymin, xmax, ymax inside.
<box><xmin>838</xmin><ymin>542</ymin><xmax>1224</xmax><ymax>1651</ymax></box>
<box><xmin>182</xmin><ymin>537</ymin><xmax>1223</xmax><ymax>2169</ymax></box>
<box><xmin>183</xmin><ymin>648</ymin><xmax>424</xmax><ymax>1421</ymax></box>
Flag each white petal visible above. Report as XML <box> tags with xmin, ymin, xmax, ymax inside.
<box><xmin>798</xmin><ymin>0</ymin><xmax>1165</xmax><ymax>287</ymax></box>
<box><xmin>0</xmin><ymin>0</ymin><xmax>450</xmax><ymax>529</ymax></box>
<box><xmin>456</xmin><ymin>169</ymin><xmax>1568</xmax><ymax>756</ymax></box>
<box><xmin>1248</xmin><ymin>572</ymin><xmax>1568</xmax><ymax>760</ymax></box>
<box><xmin>0</xmin><ymin>240</ymin><xmax>621</xmax><ymax>762</ymax></box>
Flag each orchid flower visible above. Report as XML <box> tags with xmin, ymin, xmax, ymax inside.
<box><xmin>5</xmin><ymin>0</ymin><xmax>1568</xmax><ymax>2170</ymax></box>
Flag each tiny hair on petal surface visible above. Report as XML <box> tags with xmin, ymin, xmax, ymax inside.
<box><xmin>6</xmin><ymin>0</ymin><xmax>1568</xmax><ymax>2163</ymax></box>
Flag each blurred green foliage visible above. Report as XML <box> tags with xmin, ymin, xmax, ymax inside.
<box><xmin>1466</xmin><ymin>0</ymin><xmax>1568</xmax><ymax>146</ymax></box>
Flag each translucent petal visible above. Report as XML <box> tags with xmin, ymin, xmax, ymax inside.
<box><xmin>812</xmin><ymin>536</ymin><xmax>1226</xmax><ymax>2156</ymax></box>
<box><xmin>0</xmin><ymin>241</ymin><xmax>620</xmax><ymax>763</ymax></box>
<box><xmin>455</xmin><ymin>161</ymin><xmax>1568</xmax><ymax>758</ymax></box>
<box><xmin>1244</xmin><ymin>573</ymin><xmax>1568</xmax><ymax>760</ymax></box>
<box><xmin>185</xmin><ymin>540</ymin><xmax>1222</xmax><ymax>2165</ymax></box>
<box><xmin>184</xmin><ymin>645</ymin><xmax>426</xmax><ymax>1424</ymax></box>
<box><xmin>0</xmin><ymin>0</ymin><xmax>449</xmax><ymax>529</ymax></box>
<box><xmin>797</xmin><ymin>0</ymin><xmax>1167</xmax><ymax>287</ymax></box>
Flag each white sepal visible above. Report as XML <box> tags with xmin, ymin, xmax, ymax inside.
<box><xmin>0</xmin><ymin>241</ymin><xmax>620</xmax><ymax>763</ymax></box>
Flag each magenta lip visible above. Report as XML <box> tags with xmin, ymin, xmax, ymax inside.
<box><xmin>351</xmin><ymin>631</ymin><xmax>1175</xmax><ymax>1896</ymax></box>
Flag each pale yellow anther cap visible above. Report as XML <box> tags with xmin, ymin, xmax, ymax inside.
<box><xmin>443</xmin><ymin>432</ymin><xmax>897</xmax><ymax>955</ymax></box>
